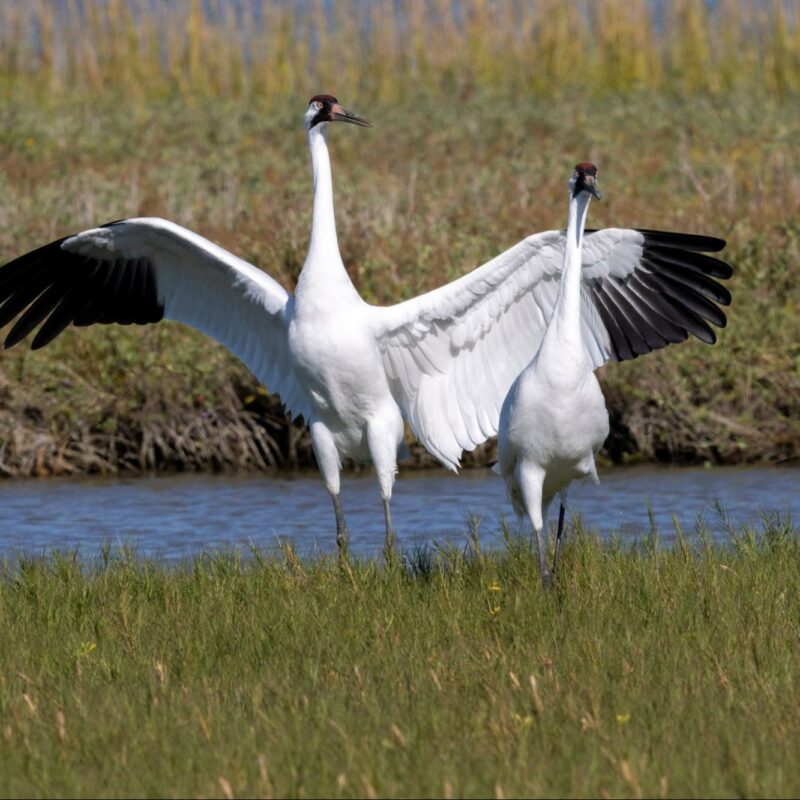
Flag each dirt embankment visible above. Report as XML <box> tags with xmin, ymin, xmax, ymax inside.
<box><xmin>0</xmin><ymin>370</ymin><xmax>796</xmax><ymax>479</ymax></box>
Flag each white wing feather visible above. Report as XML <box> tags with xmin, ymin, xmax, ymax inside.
<box><xmin>63</xmin><ymin>217</ymin><xmax>311</xmax><ymax>420</ymax></box>
<box><xmin>371</xmin><ymin>228</ymin><xmax>649</xmax><ymax>469</ymax></box>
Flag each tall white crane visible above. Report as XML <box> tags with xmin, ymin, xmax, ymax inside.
<box><xmin>0</xmin><ymin>96</ymin><xmax>732</xmax><ymax>557</ymax></box>
<box><xmin>497</xmin><ymin>163</ymin><xmax>607</xmax><ymax>588</ymax></box>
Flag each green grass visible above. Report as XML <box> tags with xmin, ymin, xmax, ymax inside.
<box><xmin>1</xmin><ymin>519</ymin><xmax>799</xmax><ymax>797</ymax></box>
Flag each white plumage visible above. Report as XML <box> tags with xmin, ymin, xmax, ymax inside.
<box><xmin>497</xmin><ymin>163</ymin><xmax>608</xmax><ymax>588</ymax></box>
<box><xmin>0</xmin><ymin>97</ymin><xmax>732</xmax><ymax>556</ymax></box>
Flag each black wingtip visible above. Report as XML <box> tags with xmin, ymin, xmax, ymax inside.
<box><xmin>584</xmin><ymin>228</ymin><xmax>730</xmax><ymax>259</ymax></box>
<box><xmin>0</xmin><ymin>228</ymin><xmax>164</xmax><ymax>350</ymax></box>
<box><xmin>638</xmin><ymin>229</ymin><xmax>727</xmax><ymax>254</ymax></box>
<box><xmin>710</xmin><ymin>260</ymin><xmax>733</xmax><ymax>281</ymax></box>
<box><xmin>4</xmin><ymin>330</ymin><xmax>26</xmax><ymax>350</ymax></box>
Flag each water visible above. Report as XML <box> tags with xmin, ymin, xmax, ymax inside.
<box><xmin>0</xmin><ymin>465</ymin><xmax>797</xmax><ymax>562</ymax></box>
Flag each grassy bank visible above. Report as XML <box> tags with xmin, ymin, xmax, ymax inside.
<box><xmin>0</xmin><ymin>2</ymin><xmax>798</xmax><ymax>475</ymax></box>
<box><xmin>0</xmin><ymin>90</ymin><xmax>798</xmax><ymax>475</ymax></box>
<box><xmin>1</xmin><ymin>520</ymin><xmax>799</xmax><ymax>797</ymax></box>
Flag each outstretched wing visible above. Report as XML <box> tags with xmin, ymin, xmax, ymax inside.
<box><xmin>371</xmin><ymin>227</ymin><xmax>732</xmax><ymax>470</ymax></box>
<box><xmin>0</xmin><ymin>217</ymin><xmax>310</xmax><ymax>419</ymax></box>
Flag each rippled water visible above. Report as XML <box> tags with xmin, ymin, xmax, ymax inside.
<box><xmin>0</xmin><ymin>465</ymin><xmax>797</xmax><ymax>561</ymax></box>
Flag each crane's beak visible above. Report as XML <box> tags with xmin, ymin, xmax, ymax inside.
<box><xmin>584</xmin><ymin>175</ymin><xmax>601</xmax><ymax>199</ymax></box>
<box><xmin>330</xmin><ymin>103</ymin><xmax>371</xmax><ymax>127</ymax></box>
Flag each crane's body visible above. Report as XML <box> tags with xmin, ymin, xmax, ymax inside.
<box><xmin>0</xmin><ymin>99</ymin><xmax>733</xmax><ymax>559</ymax></box>
<box><xmin>288</xmin><ymin>271</ymin><xmax>406</xmax><ymax>547</ymax></box>
<box><xmin>500</xmin><ymin>360</ymin><xmax>608</xmax><ymax>506</ymax></box>
<box><xmin>286</xmin><ymin>108</ymin><xmax>406</xmax><ymax>549</ymax></box>
<box><xmin>498</xmin><ymin>164</ymin><xmax>609</xmax><ymax>587</ymax></box>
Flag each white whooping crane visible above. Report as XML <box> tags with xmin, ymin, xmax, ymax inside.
<box><xmin>497</xmin><ymin>163</ymin><xmax>606</xmax><ymax>588</ymax></box>
<box><xmin>0</xmin><ymin>96</ymin><xmax>732</xmax><ymax>558</ymax></box>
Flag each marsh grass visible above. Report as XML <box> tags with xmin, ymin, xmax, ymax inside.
<box><xmin>1</xmin><ymin>89</ymin><xmax>799</xmax><ymax>475</ymax></box>
<box><xmin>1</xmin><ymin>517</ymin><xmax>799</xmax><ymax>797</ymax></box>
<box><xmin>0</xmin><ymin>2</ymin><xmax>799</xmax><ymax>476</ymax></box>
<box><xmin>2</xmin><ymin>1</ymin><xmax>800</xmax><ymax>104</ymax></box>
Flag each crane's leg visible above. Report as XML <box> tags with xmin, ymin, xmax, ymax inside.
<box><xmin>331</xmin><ymin>493</ymin><xmax>349</xmax><ymax>555</ymax></box>
<box><xmin>367</xmin><ymin>417</ymin><xmax>401</xmax><ymax>567</ymax></box>
<box><xmin>310</xmin><ymin>422</ymin><xmax>349</xmax><ymax>558</ymax></box>
<box><xmin>324</xmin><ymin>492</ymin><xmax>350</xmax><ymax>556</ymax></box>
<box><xmin>552</xmin><ymin>492</ymin><xmax>567</xmax><ymax>581</ymax></box>
<box><xmin>517</xmin><ymin>464</ymin><xmax>551</xmax><ymax>589</ymax></box>
<box><xmin>534</xmin><ymin>527</ymin><xmax>551</xmax><ymax>590</ymax></box>
<box><xmin>382</xmin><ymin>496</ymin><xmax>396</xmax><ymax>566</ymax></box>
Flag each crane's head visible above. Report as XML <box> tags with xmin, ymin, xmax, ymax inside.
<box><xmin>570</xmin><ymin>162</ymin><xmax>601</xmax><ymax>199</ymax></box>
<box><xmin>304</xmin><ymin>95</ymin><xmax>371</xmax><ymax>132</ymax></box>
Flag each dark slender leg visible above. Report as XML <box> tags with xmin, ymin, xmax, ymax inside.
<box><xmin>332</xmin><ymin>493</ymin><xmax>349</xmax><ymax>557</ymax></box>
<box><xmin>382</xmin><ymin>497</ymin><xmax>397</xmax><ymax>566</ymax></box>
<box><xmin>552</xmin><ymin>502</ymin><xmax>566</xmax><ymax>580</ymax></box>
<box><xmin>533</xmin><ymin>526</ymin><xmax>552</xmax><ymax>589</ymax></box>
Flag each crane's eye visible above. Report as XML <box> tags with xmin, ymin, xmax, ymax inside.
<box><xmin>314</xmin><ymin>101</ymin><xmax>323</xmax><ymax>110</ymax></box>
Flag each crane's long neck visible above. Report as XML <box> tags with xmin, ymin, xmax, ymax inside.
<box><xmin>545</xmin><ymin>190</ymin><xmax>591</xmax><ymax>353</ymax></box>
<box><xmin>306</xmin><ymin>125</ymin><xmax>342</xmax><ymax>266</ymax></box>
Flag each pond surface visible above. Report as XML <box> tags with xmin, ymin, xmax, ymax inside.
<box><xmin>0</xmin><ymin>465</ymin><xmax>797</xmax><ymax>562</ymax></box>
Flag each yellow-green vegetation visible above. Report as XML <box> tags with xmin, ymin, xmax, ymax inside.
<box><xmin>1</xmin><ymin>519</ymin><xmax>798</xmax><ymax>797</ymax></box>
<box><xmin>0</xmin><ymin>1</ymin><xmax>798</xmax><ymax>475</ymax></box>
<box><xmin>2</xmin><ymin>0</ymin><xmax>800</xmax><ymax>102</ymax></box>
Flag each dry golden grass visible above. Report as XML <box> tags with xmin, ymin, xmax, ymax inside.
<box><xmin>1</xmin><ymin>1</ymin><xmax>800</xmax><ymax>105</ymax></box>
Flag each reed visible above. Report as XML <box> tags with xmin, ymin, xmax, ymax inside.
<box><xmin>1</xmin><ymin>1</ymin><xmax>800</xmax><ymax>105</ymax></box>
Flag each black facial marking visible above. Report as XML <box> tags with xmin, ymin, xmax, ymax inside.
<box><xmin>573</xmin><ymin>162</ymin><xmax>599</xmax><ymax>196</ymax></box>
<box><xmin>309</xmin><ymin>95</ymin><xmax>338</xmax><ymax>128</ymax></box>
